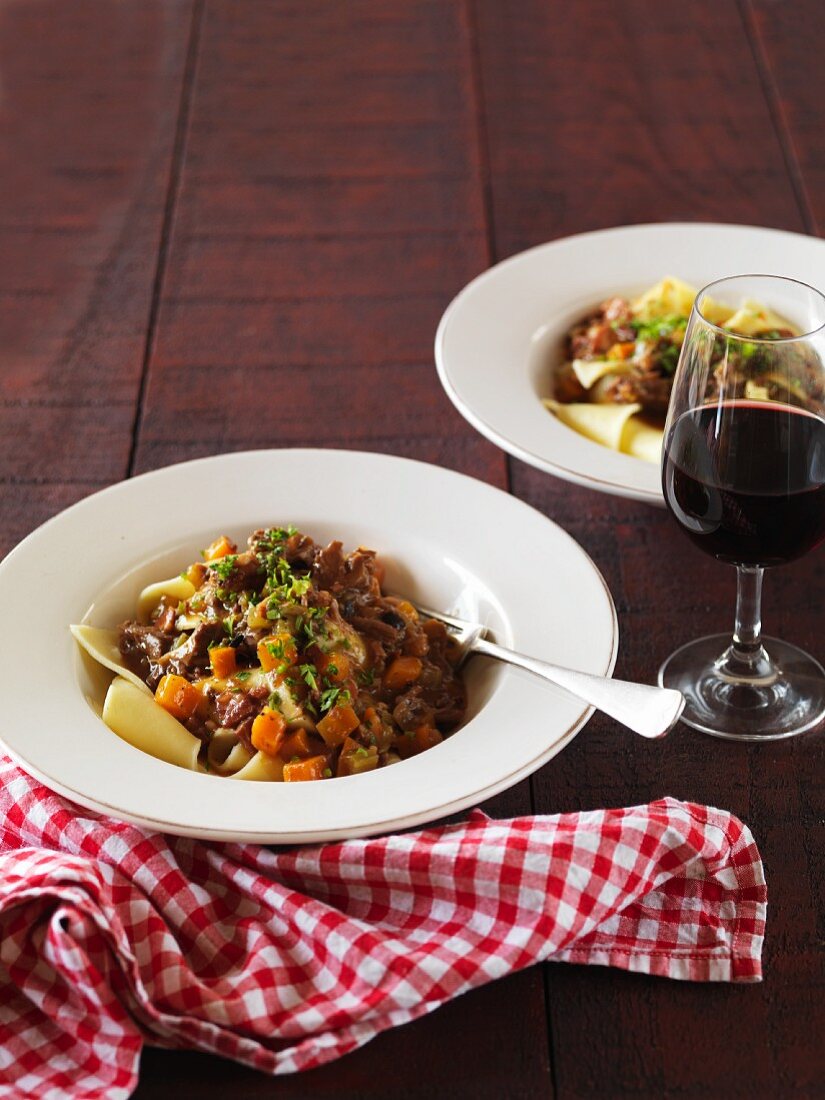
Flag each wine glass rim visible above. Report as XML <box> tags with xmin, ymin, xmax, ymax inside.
<box><xmin>694</xmin><ymin>273</ymin><xmax>825</xmax><ymax>342</ymax></box>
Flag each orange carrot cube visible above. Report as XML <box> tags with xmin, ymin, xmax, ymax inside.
<box><xmin>414</xmin><ymin>726</ymin><xmax>443</xmax><ymax>752</ymax></box>
<box><xmin>257</xmin><ymin>634</ymin><xmax>297</xmax><ymax>671</ymax></box>
<box><xmin>185</xmin><ymin>562</ymin><xmax>207</xmax><ymax>588</ymax></box>
<box><xmin>209</xmin><ymin>646</ymin><xmax>237</xmax><ymax>680</ymax></box>
<box><xmin>316</xmin><ymin>703</ymin><xmax>360</xmax><ymax>746</ymax></box>
<box><xmin>155</xmin><ymin>674</ymin><xmax>201</xmax><ymax>721</ymax></box>
<box><xmin>283</xmin><ymin>755</ymin><xmax>328</xmax><ymax>782</ymax></box>
<box><xmin>383</xmin><ymin>656</ymin><xmax>422</xmax><ymax>692</ymax></box>
<box><xmin>203</xmin><ymin>535</ymin><xmax>236</xmax><ymax>562</ymax></box>
<box><xmin>251</xmin><ymin>707</ymin><xmax>287</xmax><ymax>757</ymax></box>
<box><xmin>315</xmin><ymin>651</ymin><xmax>351</xmax><ymax>684</ymax></box>
<box><xmin>280</xmin><ymin>727</ymin><xmax>313</xmax><ymax>759</ymax></box>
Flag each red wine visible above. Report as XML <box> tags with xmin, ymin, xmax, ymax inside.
<box><xmin>663</xmin><ymin>400</ymin><xmax>825</xmax><ymax>566</ymax></box>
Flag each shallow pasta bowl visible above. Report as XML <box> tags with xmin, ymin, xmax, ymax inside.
<box><xmin>0</xmin><ymin>449</ymin><xmax>617</xmax><ymax>842</ymax></box>
<box><xmin>435</xmin><ymin>222</ymin><xmax>825</xmax><ymax>504</ymax></box>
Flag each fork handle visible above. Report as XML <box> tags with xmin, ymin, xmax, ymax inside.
<box><xmin>471</xmin><ymin>637</ymin><xmax>684</xmax><ymax>739</ymax></box>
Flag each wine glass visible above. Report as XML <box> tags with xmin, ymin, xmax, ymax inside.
<box><xmin>659</xmin><ymin>274</ymin><xmax>825</xmax><ymax>740</ymax></box>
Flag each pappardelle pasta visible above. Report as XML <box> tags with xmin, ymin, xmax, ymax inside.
<box><xmin>72</xmin><ymin>528</ymin><xmax>468</xmax><ymax>781</ymax></box>
<box><xmin>545</xmin><ymin>276</ymin><xmax>804</xmax><ymax>463</ymax></box>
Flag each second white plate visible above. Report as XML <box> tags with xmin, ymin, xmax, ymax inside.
<box><xmin>435</xmin><ymin>222</ymin><xmax>825</xmax><ymax>504</ymax></box>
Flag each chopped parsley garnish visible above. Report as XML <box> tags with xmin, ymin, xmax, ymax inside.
<box><xmin>234</xmin><ymin>670</ymin><xmax>251</xmax><ymax>682</ymax></box>
<box><xmin>319</xmin><ymin>686</ymin><xmax>352</xmax><ymax>714</ymax></box>
<box><xmin>290</xmin><ymin>575</ymin><xmax>311</xmax><ymax>598</ymax></box>
<box><xmin>208</xmin><ymin>555</ymin><xmax>237</xmax><ymax>581</ymax></box>
<box><xmin>358</xmin><ymin>667</ymin><xmax>376</xmax><ymax>686</ymax></box>
<box><xmin>298</xmin><ymin>606</ymin><xmax>328</xmax><ymax>645</ymax></box>
<box><xmin>630</xmin><ymin>314</ymin><xmax>687</xmax><ymax>343</ymax></box>
<box><xmin>256</xmin><ymin>544</ymin><xmax>313</xmax><ymax>609</ymax></box>
<box><xmin>299</xmin><ymin>663</ymin><xmax>318</xmax><ymax>691</ymax></box>
<box><xmin>256</xmin><ymin>526</ymin><xmax>298</xmax><ymax>552</ymax></box>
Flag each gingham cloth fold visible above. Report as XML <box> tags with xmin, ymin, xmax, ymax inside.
<box><xmin>0</xmin><ymin>756</ymin><xmax>765</xmax><ymax>1099</ymax></box>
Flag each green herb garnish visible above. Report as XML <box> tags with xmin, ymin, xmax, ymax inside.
<box><xmin>299</xmin><ymin>663</ymin><xmax>318</xmax><ymax>691</ymax></box>
<box><xmin>208</xmin><ymin>554</ymin><xmax>238</xmax><ymax>581</ymax></box>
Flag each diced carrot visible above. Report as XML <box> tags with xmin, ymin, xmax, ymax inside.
<box><xmin>283</xmin><ymin>755</ymin><xmax>328</xmax><ymax>782</ymax></box>
<box><xmin>155</xmin><ymin>674</ymin><xmax>201</xmax><ymax>721</ymax></box>
<box><xmin>209</xmin><ymin>646</ymin><xmax>237</xmax><ymax>680</ymax></box>
<box><xmin>185</xmin><ymin>562</ymin><xmax>207</xmax><ymax>588</ymax></box>
<box><xmin>383</xmin><ymin>656</ymin><xmax>423</xmax><ymax>692</ymax></box>
<box><xmin>414</xmin><ymin>725</ymin><xmax>443</xmax><ymax>752</ymax></box>
<box><xmin>280</xmin><ymin>727</ymin><xmax>313</xmax><ymax>759</ymax></box>
<box><xmin>315</xmin><ymin>650</ymin><xmax>351</xmax><ymax>684</ymax></box>
<box><xmin>316</xmin><ymin>703</ymin><xmax>360</xmax><ymax>746</ymax></box>
<box><xmin>257</xmin><ymin>633</ymin><xmax>297</xmax><ymax>671</ymax></box>
<box><xmin>395</xmin><ymin>600</ymin><xmax>419</xmax><ymax>622</ymax></box>
<box><xmin>203</xmin><ymin>535</ymin><xmax>237</xmax><ymax>562</ymax></box>
<box><xmin>251</xmin><ymin>707</ymin><xmax>287</xmax><ymax>757</ymax></box>
<box><xmin>607</xmin><ymin>341</ymin><xmax>636</xmax><ymax>361</ymax></box>
<box><xmin>422</xmin><ymin>619</ymin><xmax>447</xmax><ymax>642</ymax></box>
<box><xmin>363</xmin><ymin>706</ymin><xmax>382</xmax><ymax>738</ymax></box>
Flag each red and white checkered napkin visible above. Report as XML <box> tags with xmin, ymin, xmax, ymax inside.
<box><xmin>0</xmin><ymin>755</ymin><xmax>766</xmax><ymax>1099</ymax></box>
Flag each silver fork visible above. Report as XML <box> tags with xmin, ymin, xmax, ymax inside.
<box><xmin>413</xmin><ymin>602</ymin><xmax>684</xmax><ymax>739</ymax></box>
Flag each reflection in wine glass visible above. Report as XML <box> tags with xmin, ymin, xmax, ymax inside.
<box><xmin>659</xmin><ymin>274</ymin><xmax>825</xmax><ymax>740</ymax></box>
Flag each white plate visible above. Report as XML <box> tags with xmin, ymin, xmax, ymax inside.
<box><xmin>435</xmin><ymin>223</ymin><xmax>825</xmax><ymax>504</ymax></box>
<box><xmin>0</xmin><ymin>449</ymin><xmax>617</xmax><ymax>842</ymax></box>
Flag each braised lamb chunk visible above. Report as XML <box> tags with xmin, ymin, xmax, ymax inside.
<box><xmin>119</xmin><ymin>621</ymin><xmax>176</xmax><ymax>685</ymax></box>
<box><xmin>284</xmin><ymin>531</ymin><xmax>316</xmax><ymax>569</ymax></box>
<box><xmin>342</xmin><ymin>548</ymin><xmax>381</xmax><ymax>594</ymax></box>
<box><xmin>567</xmin><ymin>297</ymin><xmax>635</xmax><ymax>359</ymax></box>
<box><xmin>570</xmin><ymin>320</ymin><xmax>617</xmax><ymax>358</ymax></box>
<box><xmin>392</xmin><ymin>687</ymin><xmax>435</xmax><ymax>732</ymax></box>
<box><xmin>350</xmin><ymin>615</ymin><xmax>402</xmax><ymax>644</ymax></box>
<box><xmin>430</xmin><ymin>682</ymin><xmax>468</xmax><ymax>729</ymax></box>
<box><xmin>206</xmin><ymin>550</ymin><xmax>265</xmax><ymax>595</ymax></box>
<box><xmin>215</xmin><ymin>688</ymin><xmax>259</xmax><ymax>730</ymax></box>
<box><xmin>602</xmin><ymin>296</ymin><xmax>633</xmax><ymax>325</ymax></box>
<box><xmin>605</xmin><ymin>372</ymin><xmax>673</xmax><ymax>414</ymax></box>
<box><xmin>153</xmin><ymin>601</ymin><xmax>177</xmax><ymax>634</ymax></box>
<box><xmin>166</xmin><ymin>621</ymin><xmax>225</xmax><ymax>676</ymax></box>
<box><xmin>312</xmin><ymin>540</ymin><xmax>345</xmax><ymax>589</ymax></box>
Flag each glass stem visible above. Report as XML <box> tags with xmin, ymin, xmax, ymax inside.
<box><xmin>731</xmin><ymin>566</ymin><xmax>765</xmax><ymax>669</ymax></box>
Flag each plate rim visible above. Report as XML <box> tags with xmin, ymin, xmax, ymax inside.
<box><xmin>0</xmin><ymin>447</ymin><xmax>619</xmax><ymax>841</ymax></box>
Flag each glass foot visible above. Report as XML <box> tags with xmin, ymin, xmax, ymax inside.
<box><xmin>658</xmin><ymin>633</ymin><xmax>825</xmax><ymax>741</ymax></box>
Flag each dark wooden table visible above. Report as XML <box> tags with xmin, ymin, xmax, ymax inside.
<box><xmin>3</xmin><ymin>1</ymin><xmax>824</xmax><ymax>1096</ymax></box>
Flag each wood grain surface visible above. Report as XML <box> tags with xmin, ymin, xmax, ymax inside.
<box><xmin>3</xmin><ymin>1</ymin><xmax>823</xmax><ymax>1096</ymax></box>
